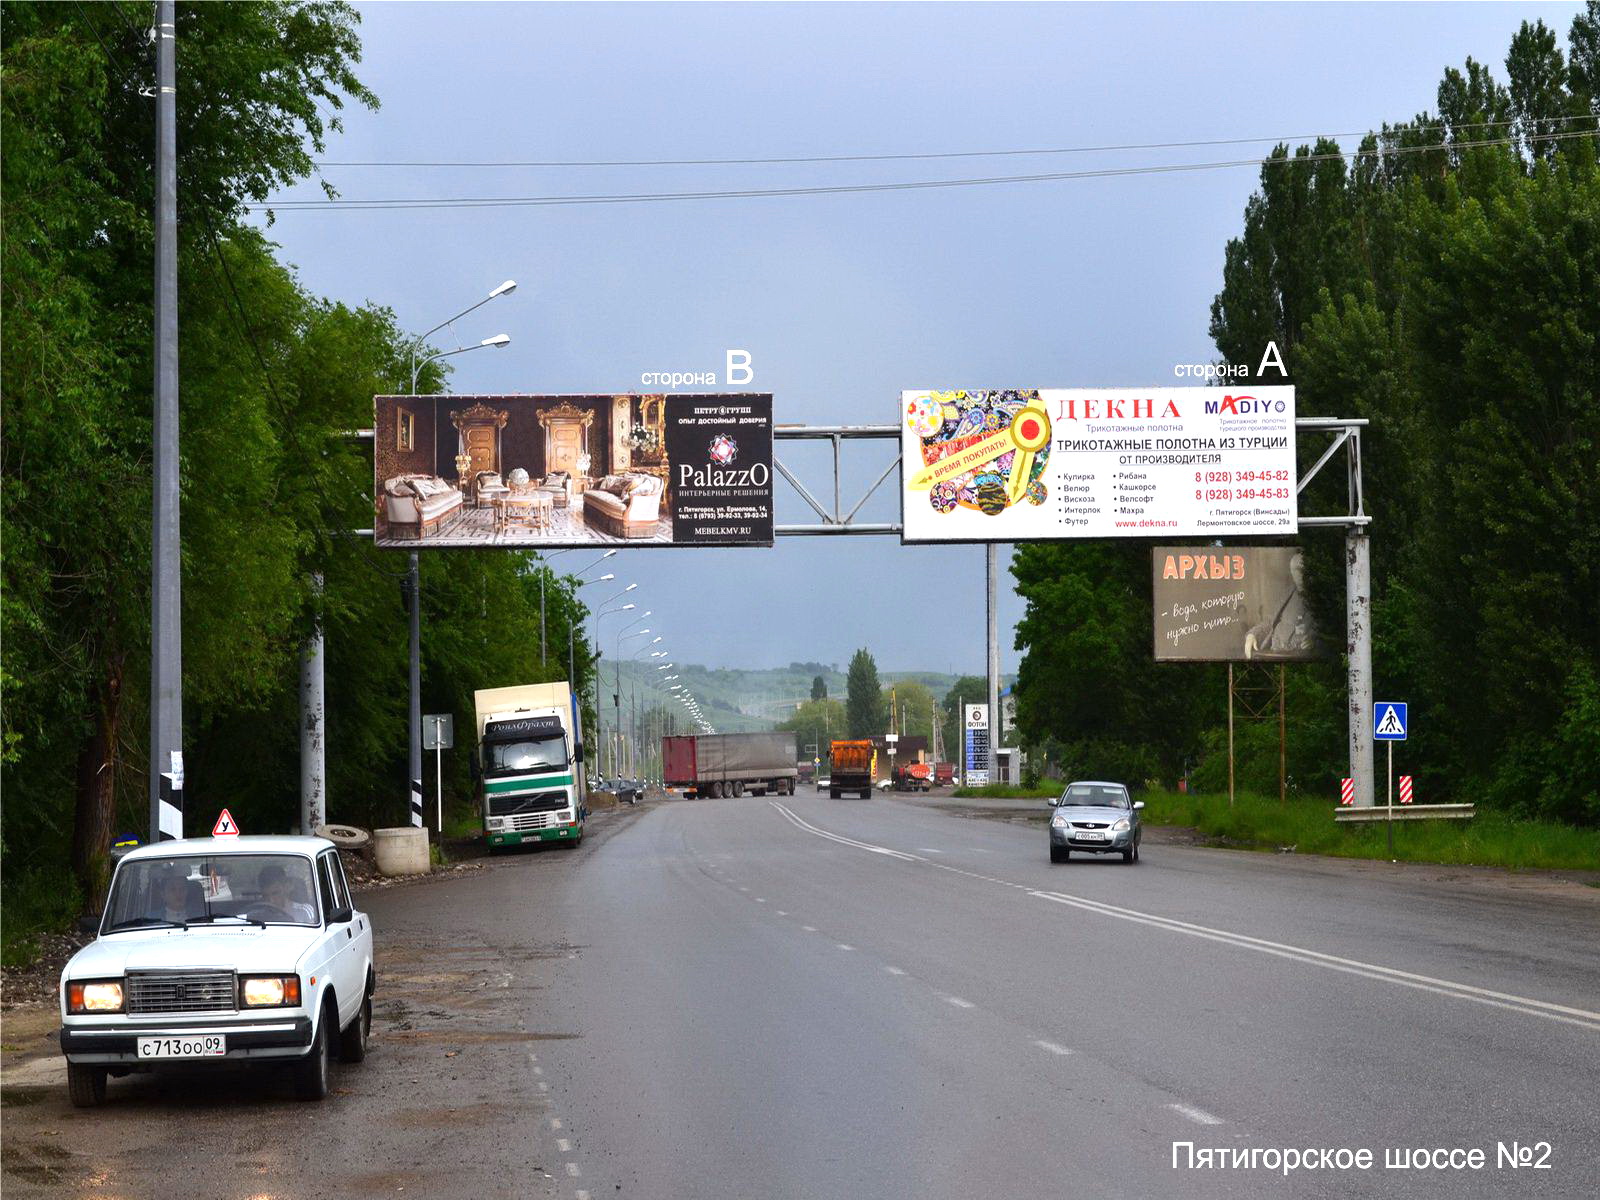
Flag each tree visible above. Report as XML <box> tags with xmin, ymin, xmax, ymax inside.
<box><xmin>811</xmin><ymin>675</ymin><xmax>827</xmax><ymax>701</ymax></box>
<box><xmin>778</xmin><ymin>698</ymin><xmax>846</xmax><ymax>758</ymax></box>
<box><xmin>883</xmin><ymin>680</ymin><xmax>935</xmax><ymax>742</ymax></box>
<box><xmin>845</xmin><ymin>650</ymin><xmax>887</xmax><ymax>738</ymax></box>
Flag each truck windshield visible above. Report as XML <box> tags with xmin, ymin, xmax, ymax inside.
<box><xmin>487</xmin><ymin>735</ymin><xmax>567</xmax><ymax>774</ymax></box>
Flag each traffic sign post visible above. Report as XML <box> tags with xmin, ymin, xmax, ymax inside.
<box><xmin>1373</xmin><ymin>702</ymin><xmax>1408</xmax><ymax>855</ymax></box>
<box><xmin>423</xmin><ymin>713</ymin><xmax>454</xmax><ymax>836</ymax></box>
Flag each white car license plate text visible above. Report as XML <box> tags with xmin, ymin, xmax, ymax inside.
<box><xmin>1075</xmin><ymin>831</ymin><xmax>1106</xmax><ymax>841</ymax></box>
<box><xmin>136</xmin><ymin>1035</ymin><xmax>226</xmax><ymax>1059</ymax></box>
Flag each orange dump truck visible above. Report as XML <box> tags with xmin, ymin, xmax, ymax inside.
<box><xmin>828</xmin><ymin>740</ymin><xmax>876</xmax><ymax>799</ymax></box>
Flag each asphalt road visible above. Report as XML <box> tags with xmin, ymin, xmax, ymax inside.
<box><xmin>4</xmin><ymin>795</ymin><xmax>1597</xmax><ymax>1199</ymax></box>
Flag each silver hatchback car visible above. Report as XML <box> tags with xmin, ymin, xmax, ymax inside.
<box><xmin>1048</xmin><ymin>781</ymin><xmax>1143</xmax><ymax>863</ymax></box>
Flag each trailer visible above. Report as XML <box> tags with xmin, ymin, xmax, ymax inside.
<box><xmin>664</xmin><ymin>732</ymin><xmax>798</xmax><ymax>798</ymax></box>
<box><xmin>893</xmin><ymin>762</ymin><xmax>933</xmax><ymax>792</ymax></box>
<box><xmin>934</xmin><ymin>762</ymin><xmax>955</xmax><ymax>787</ymax></box>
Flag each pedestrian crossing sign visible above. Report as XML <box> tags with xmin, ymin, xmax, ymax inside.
<box><xmin>1374</xmin><ymin>702</ymin><xmax>1408</xmax><ymax>741</ymax></box>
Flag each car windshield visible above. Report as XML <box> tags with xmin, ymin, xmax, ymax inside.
<box><xmin>488</xmin><ymin>733</ymin><xmax>567</xmax><ymax>774</ymax></box>
<box><xmin>1058</xmin><ymin>785</ymin><xmax>1129</xmax><ymax>808</ymax></box>
<box><xmin>103</xmin><ymin>854</ymin><xmax>320</xmax><ymax>930</ymax></box>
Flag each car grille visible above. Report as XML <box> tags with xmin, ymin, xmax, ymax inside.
<box><xmin>1071</xmin><ymin>821</ymin><xmax>1109</xmax><ymax>830</ymax></box>
<box><xmin>489</xmin><ymin>790</ymin><xmax>568</xmax><ymax>817</ymax></box>
<box><xmin>126</xmin><ymin>970</ymin><xmax>237</xmax><ymax>1014</ymax></box>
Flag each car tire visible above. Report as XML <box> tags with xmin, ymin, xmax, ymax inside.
<box><xmin>1133</xmin><ymin>841</ymin><xmax>1141</xmax><ymax>863</ymax></box>
<box><xmin>340</xmin><ymin>994</ymin><xmax>371</xmax><ymax>1063</ymax></box>
<box><xmin>67</xmin><ymin>1062</ymin><xmax>107</xmax><ymax>1108</ymax></box>
<box><xmin>1122</xmin><ymin>847</ymin><xmax>1134</xmax><ymax>863</ymax></box>
<box><xmin>294</xmin><ymin>1002</ymin><xmax>335</xmax><ymax>1101</ymax></box>
<box><xmin>1049</xmin><ymin>844</ymin><xmax>1067</xmax><ymax>863</ymax></box>
<box><xmin>861</xmin><ymin>789</ymin><xmax>871</xmax><ymax>800</ymax></box>
<box><xmin>830</xmin><ymin>789</ymin><xmax>840</xmax><ymax>799</ymax></box>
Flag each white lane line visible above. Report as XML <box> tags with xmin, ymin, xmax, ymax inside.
<box><xmin>538</xmin><ymin>1081</ymin><xmax>549</xmax><ymax>1092</ymax></box>
<box><xmin>776</xmin><ymin>910</ymin><xmax>788</xmax><ymax>917</ymax></box>
<box><xmin>533</xmin><ymin>1065</ymin><xmax>544</xmax><ymax>1076</ymax></box>
<box><xmin>755</xmin><ymin>897</ymin><xmax>766</xmax><ymax>903</ymax></box>
<box><xmin>884</xmin><ymin>966</ymin><xmax>907</xmax><ymax>976</ymax></box>
<box><xmin>944</xmin><ymin>996</ymin><xmax>975</xmax><ymax>1009</ymax></box>
<box><xmin>566</xmin><ymin>1162</ymin><xmax>581</xmax><ymax>1178</ymax></box>
<box><xmin>918</xmin><ymin>848</ymin><xmax>945</xmax><ymax>854</ymax></box>
<box><xmin>802</xmin><ymin>925</ymin><xmax>818</xmax><ymax>932</ymax></box>
<box><xmin>1168</xmin><ymin>1102</ymin><xmax>1224</xmax><ymax>1126</ymax></box>
<box><xmin>550</xmin><ymin>1118</ymin><xmax>563</xmax><ymax>1130</ymax></box>
<box><xmin>770</xmin><ymin>801</ymin><xmax>1600</xmax><ymax>1033</ymax></box>
<box><xmin>836</xmin><ymin>943</ymin><xmax>855</xmax><ymax>951</ymax></box>
<box><xmin>739</xmin><ymin>886</ymin><xmax>749</xmax><ymax>892</ymax></box>
<box><xmin>576</xmin><ymin>1191</ymin><xmax>591</xmax><ymax>1200</ymax></box>
<box><xmin>1035</xmin><ymin>1040</ymin><xmax>1073</xmax><ymax>1056</ymax></box>
<box><xmin>556</xmin><ymin>1138</ymin><xmax>571</xmax><ymax>1152</ymax></box>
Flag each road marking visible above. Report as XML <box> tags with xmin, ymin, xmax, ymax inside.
<box><xmin>776</xmin><ymin>910</ymin><xmax>788</xmax><ymax>916</ymax></box>
<box><xmin>556</xmin><ymin>1138</ymin><xmax>571</xmax><ymax>1152</ymax></box>
<box><xmin>918</xmin><ymin>848</ymin><xmax>945</xmax><ymax>854</ymax></box>
<box><xmin>884</xmin><ymin>966</ymin><xmax>907</xmax><ymax>976</ymax></box>
<box><xmin>739</xmin><ymin>887</ymin><xmax>749</xmax><ymax>892</ymax></box>
<box><xmin>1035</xmin><ymin>1040</ymin><xmax>1072</xmax><ymax>1055</ymax></box>
<box><xmin>944</xmin><ymin>996</ymin><xmax>975</xmax><ymax>1009</ymax></box>
<box><xmin>566</xmin><ymin>1162</ymin><xmax>581</xmax><ymax>1178</ymax></box>
<box><xmin>1168</xmin><ymin>1103</ymin><xmax>1224</xmax><ymax>1126</ymax></box>
<box><xmin>576</xmin><ymin>1191</ymin><xmax>590</xmax><ymax>1200</ymax></box>
<box><xmin>533</xmin><ymin>1065</ymin><xmax>543</xmax><ymax>1075</ymax></box>
<box><xmin>551</xmin><ymin>1118</ymin><xmax>563</xmax><ymax>1130</ymax></box>
<box><xmin>771</xmin><ymin>802</ymin><xmax>1600</xmax><ymax>1033</ymax></box>
<box><xmin>755</xmin><ymin>897</ymin><xmax>766</xmax><ymax>903</ymax></box>
<box><xmin>538</xmin><ymin>1081</ymin><xmax>549</xmax><ymax>1092</ymax></box>
<box><xmin>802</xmin><ymin>925</ymin><xmax>818</xmax><ymax>932</ymax></box>
<box><xmin>836</xmin><ymin>943</ymin><xmax>855</xmax><ymax>951</ymax></box>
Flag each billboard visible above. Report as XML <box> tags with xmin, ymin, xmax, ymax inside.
<box><xmin>900</xmin><ymin>387</ymin><xmax>1296</xmax><ymax>542</ymax></box>
<box><xmin>963</xmin><ymin>703</ymin><xmax>990</xmax><ymax>786</ymax></box>
<box><xmin>374</xmin><ymin>394</ymin><xmax>772</xmax><ymax>548</ymax></box>
<box><xmin>1151</xmin><ymin>545</ymin><xmax>1324</xmax><ymax>662</ymax></box>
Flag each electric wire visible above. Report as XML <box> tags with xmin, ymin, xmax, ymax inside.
<box><xmin>253</xmin><ymin>128</ymin><xmax>1598</xmax><ymax>212</ymax></box>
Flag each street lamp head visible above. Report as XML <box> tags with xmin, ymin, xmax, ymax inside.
<box><xmin>489</xmin><ymin>279</ymin><xmax>517</xmax><ymax>299</ymax></box>
<box><xmin>624</xmin><ymin>583</ymin><xmax>638</xmax><ymax>592</ymax></box>
<box><xmin>598</xmin><ymin>573</ymin><xmax>615</xmax><ymax>582</ymax></box>
<box><xmin>602</xmin><ymin>549</ymin><xmax>617</xmax><ymax>559</ymax></box>
<box><xmin>481</xmin><ymin>333</ymin><xmax>511</xmax><ymax>348</ymax></box>
<box><xmin>621</xmin><ymin>603</ymin><xmax>635</xmax><ymax>611</ymax></box>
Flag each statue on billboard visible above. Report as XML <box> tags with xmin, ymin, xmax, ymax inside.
<box><xmin>1243</xmin><ymin>550</ymin><xmax>1312</xmax><ymax>659</ymax></box>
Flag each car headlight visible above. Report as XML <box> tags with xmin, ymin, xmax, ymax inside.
<box><xmin>1051</xmin><ymin>815</ymin><xmax>1068</xmax><ymax>828</ymax></box>
<box><xmin>240</xmin><ymin>975</ymin><xmax>302</xmax><ymax>1008</ymax></box>
<box><xmin>68</xmin><ymin>980</ymin><xmax>124</xmax><ymax>1013</ymax></box>
<box><xmin>1113</xmin><ymin>818</ymin><xmax>1130</xmax><ymax>831</ymax></box>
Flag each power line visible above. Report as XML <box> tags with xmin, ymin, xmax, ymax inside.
<box><xmin>310</xmin><ymin>114</ymin><xmax>1600</xmax><ymax>169</ymax></box>
<box><xmin>251</xmin><ymin>128</ymin><xmax>1597</xmax><ymax>213</ymax></box>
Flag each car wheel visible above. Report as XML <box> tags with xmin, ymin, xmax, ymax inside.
<box><xmin>830</xmin><ymin>789</ymin><xmax>840</xmax><ymax>799</ymax></box>
<box><xmin>1049</xmin><ymin>844</ymin><xmax>1066</xmax><ymax>864</ymax></box>
<box><xmin>1133</xmin><ymin>840</ymin><xmax>1141</xmax><ymax>863</ymax></box>
<box><xmin>294</xmin><ymin>1002</ymin><xmax>335</xmax><ymax>1100</ymax></box>
<box><xmin>67</xmin><ymin>1062</ymin><xmax>107</xmax><ymax>1108</ymax></box>
<box><xmin>340</xmin><ymin>994</ymin><xmax>371</xmax><ymax>1063</ymax></box>
<box><xmin>1122</xmin><ymin>846</ymin><xmax>1134</xmax><ymax>863</ymax></box>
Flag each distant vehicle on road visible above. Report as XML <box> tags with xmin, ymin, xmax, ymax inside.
<box><xmin>893</xmin><ymin>762</ymin><xmax>933</xmax><ymax>792</ymax></box>
<box><xmin>933</xmin><ymin>762</ymin><xmax>955</xmax><ymax>787</ymax></box>
<box><xmin>664</xmin><ymin>732</ymin><xmax>797</xmax><ymax>798</ymax></box>
<box><xmin>58</xmin><ymin>835</ymin><xmax>374</xmax><ymax>1107</ymax></box>
<box><xmin>1048</xmin><ymin>781</ymin><xmax>1144</xmax><ymax>863</ymax></box>
<box><xmin>816</xmin><ymin>776</ymin><xmax>831</xmax><ymax>791</ymax></box>
<box><xmin>828</xmin><ymin>740</ymin><xmax>876</xmax><ymax>799</ymax></box>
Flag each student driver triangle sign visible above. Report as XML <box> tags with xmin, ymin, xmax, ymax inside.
<box><xmin>212</xmin><ymin>808</ymin><xmax>240</xmax><ymax>837</ymax></box>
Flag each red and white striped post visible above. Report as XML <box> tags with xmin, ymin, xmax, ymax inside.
<box><xmin>1399</xmin><ymin>775</ymin><xmax>1414</xmax><ymax>805</ymax></box>
<box><xmin>1340</xmin><ymin>778</ymin><xmax>1355</xmax><ymax>806</ymax></box>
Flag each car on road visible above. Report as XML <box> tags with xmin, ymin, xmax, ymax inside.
<box><xmin>1048</xmin><ymin>781</ymin><xmax>1143</xmax><ymax>863</ymax></box>
<box><xmin>58</xmin><ymin>835</ymin><xmax>375</xmax><ymax>1107</ymax></box>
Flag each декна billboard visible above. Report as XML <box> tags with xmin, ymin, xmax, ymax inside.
<box><xmin>1151</xmin><ymin>545</ymin><xmax>1324</xmax><ymax>662</ymax></box>
<box><xmin>900</xmin><ymin>387</ymin><xmax>1296</xmax><ymax>542</ymax></box>
<box><xmin>374</xmin><ymin>393</ymin><xmax>772</xmax><ymax>548</ymax></box>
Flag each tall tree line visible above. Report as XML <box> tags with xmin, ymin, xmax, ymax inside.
<box><xmin>1</xmin><ymin>2</ymin><xmax>598</xmax><ymax>946</ymax></box>
<box><xmin>1015</xmin><ymin>11</ymin><xmax>1600</xmax><ymax>825</ymax></box>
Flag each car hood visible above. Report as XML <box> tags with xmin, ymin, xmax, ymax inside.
<box><xmin>63</xmin><ymin>927</ymin><xmax>316</xmax><ymax>980</ymax></box>
<box><xmin>1052</xmin><ymin>805</ymin><xmax>1133</xmax><ymax>822</ymax></box>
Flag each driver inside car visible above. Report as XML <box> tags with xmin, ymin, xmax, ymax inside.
<box><xmin>256</xmin><ymin>864</ymin><xmax>316</xmax><ymax>923</ymax></box>
<box><xmin>148</xmin><ymin>867</ymin><xmax>204</xmax><ymax>923</ymax></box>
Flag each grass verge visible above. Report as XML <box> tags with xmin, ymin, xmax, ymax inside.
<box><xmin>952</xmin><ymin>784</ymin><xmax>1058</xmax><ymax>800</ymax></box>
<box><xmin>1139</xmin><ymin>788</ymin><xmax>1600</xmax><ymax>871</ymax></box>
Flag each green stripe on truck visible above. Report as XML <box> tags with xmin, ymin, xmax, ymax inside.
<box><xmin>485</xmin><ymin>775</ymin><xmax>574</xmax><ymax>793</ymax></box>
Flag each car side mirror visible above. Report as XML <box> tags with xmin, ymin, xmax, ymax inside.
<box><xmin>469</xmin><ymin>752</ymin><xmax>481</xmax><ymax>781</ymax></box>
<box><xmin>1133</xmin><ymin>801</ymin><xmax>1145</xmax><ymax>810</ymax></box>
<box><xmin>328</xmin><ymin>905</ymin><xmax>354</xmax><ymax>926</ymax></box>
<box><xmin>77</xmin><ymin>914</ymin><xmax>101</xmax><ymax>934</ymax></box>
<box><xmin>575</xmin><ymin>743</ymin><xmax>585</xmax><ymax>764</ymax></box>
<box><xmin>1046</xmin><ymin>796</ymin><xmax>1059</xmax><ymax>807</ymax></box>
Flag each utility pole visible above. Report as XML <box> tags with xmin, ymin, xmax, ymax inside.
<box><xmin>149</xmin><ymin>0</ymin><xmax>183</xmax><ymax>843</ymax></box>
<box><xmin>408</xmin><ymin>553</ymin><xmax>423</xmax><ymax>826</ymax></box>
<box><xmin>1347</xmin><ymin>529</ymin><xmax>1374</xmax><ymax>805</ymax></box>
<box><xmin>299</xmin><ymin>573</ymin><xmax>325</xmax><ymax>834</ymax></box>
<box><xmin>986</xmin><ymin>545</ymin><xmax>1000</xmax><ymax>784</ymax></box>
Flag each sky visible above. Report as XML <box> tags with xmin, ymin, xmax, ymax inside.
<box><xmin>252</xmin><ymin>1</ymin><xmax>1582</xmax><ymax>675</ymax></box>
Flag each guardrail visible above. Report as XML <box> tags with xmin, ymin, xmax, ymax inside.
<box><xmin>1333</xmin><ymin>803</ymin><xmax>1476</xmax><ymax>823</ymax></box>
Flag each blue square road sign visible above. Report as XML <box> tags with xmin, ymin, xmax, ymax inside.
<box><xmin>1374</xmin><ymin>702</ymin><xmax>1408</xmax><ymax>741</ymax></box>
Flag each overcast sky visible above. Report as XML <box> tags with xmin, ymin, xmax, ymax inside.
<box><xmin>253</xmin><ymin>1</ymin><xmax>1578</xmax><ymax>675</ymax></box>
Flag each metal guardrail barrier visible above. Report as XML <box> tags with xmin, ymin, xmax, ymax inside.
<box><xmin>1333</xmin><ymin>803</ymin><xmax>1476</xmax><ymax>823</ymax></box>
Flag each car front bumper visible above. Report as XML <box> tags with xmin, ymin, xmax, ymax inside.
<box><xmin>1050</xmin><ymin>827</ymin><xmax>1134</xmax><ymax>852</ymax></box>
<box><xmin>61</xmin><ymin>1016</ymin><xmax>315</xmax><ymax>1064</ymax></box>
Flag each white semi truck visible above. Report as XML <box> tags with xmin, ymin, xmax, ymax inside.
<box><xmin>473</xmin><ymin>683</ymin><xmax>587</xmax><ymax>849</ymax></box>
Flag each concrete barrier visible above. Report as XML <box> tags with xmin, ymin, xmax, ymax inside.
<box><xmin>373</xmin><ymin>826</ymin><xmax>430</xmax><ymax>875</ymax></box>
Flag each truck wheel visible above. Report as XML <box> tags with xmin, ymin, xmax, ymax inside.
<box><xmin>860</xmin><ymin>789</ymin><xmax>871</xmax><ymax>800</ymax></box>
<box><xmin>830</xmin><ymin>789</ymin><xmax>840</xmax><ymax>799</ymax></box>
<box><xmin>67</xmin><ymin>1062</ymin><xmax>107</xmax><ymax>1108</ymax></box>
<box><xmin>708</xmin><ymin>781</ymin><xmax>722</xmax><ymax>798</ymax></box>
<box><xmin>732</xmin><ymin>780</ymin><xmax>745</xmax><ymax>798</ymax></box>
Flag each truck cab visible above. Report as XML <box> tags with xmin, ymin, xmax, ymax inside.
<box><xmin>475</xmin><ymin>683</ymin><xmax>586</xmax><ymax>848</ymax></box>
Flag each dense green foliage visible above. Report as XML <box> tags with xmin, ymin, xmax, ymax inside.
<box><xmin>1015</xmin><ymin>12</ymin><xmax>1600</xmax><ymax>827</ymax></box>
<box><xmin>845</xmin><ymin>649</ymin><xmax>887</xmax><ymax>738</ymax></box>
<box><xmin>776</xmin><ymin>697</ymin><xmax>847</xmax><ymax>758</ymax></box>
<box><xmin>1</xmin><ymin>3</ymin><xmax>598</xmax><ymax>957</ymax></box>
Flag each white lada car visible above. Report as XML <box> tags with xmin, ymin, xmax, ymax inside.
<box><xmin>59</xmin><ymin>835</ymin><xmax>375</xmax><ymax>1107</ymax></box>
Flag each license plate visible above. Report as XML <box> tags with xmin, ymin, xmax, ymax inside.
<box><xmin>1075</xmin><ymin>831</ymin><xmax>1106</xmax><ymax>841</ymax></box>
<box><xmin>136</xmin><ymin>1035</ymin><xmax>226</xmax><ymax>1059</ymax></box>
